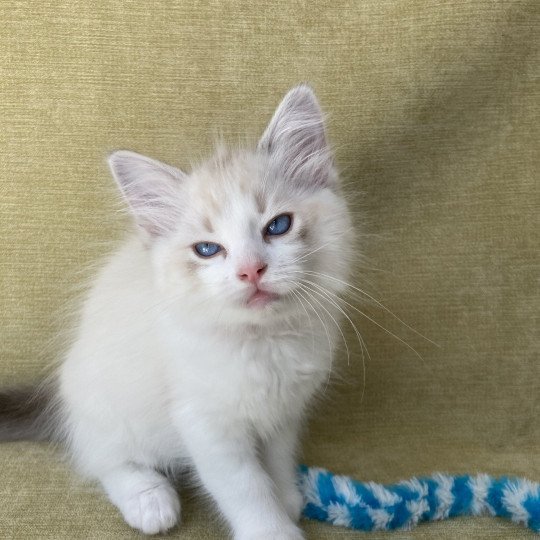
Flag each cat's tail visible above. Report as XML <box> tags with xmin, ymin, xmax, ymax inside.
<box><xmin>0</xmin><ymin>383</ymin><xmax>58</xmax><ymax>442</ymax></box>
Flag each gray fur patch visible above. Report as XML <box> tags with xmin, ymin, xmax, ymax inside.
<box><xmin>0</xmin><ymin>384</ymin><xmax>55</xmax><ymax>442</ymax></box>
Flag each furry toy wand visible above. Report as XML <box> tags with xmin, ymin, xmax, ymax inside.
<box><xmin>299</xmin><ymin>466</ymin><xmax>540</xmax><ymax>534</ymax></box>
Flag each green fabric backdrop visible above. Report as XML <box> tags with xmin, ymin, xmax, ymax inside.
<box><xmin>0</xmin><ymin>1</ymin><xmax>538</xmax><ymax>538</ymax></box>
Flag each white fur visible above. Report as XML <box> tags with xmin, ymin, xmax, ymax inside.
<box><xmin>332</xmin><ymin>475</ymin><xmax>362</xmax><ymax>506</ymax></box>
<box><xmin>56</xmin><ymin>85</ymin><xmax>353</xmax><ymax>538</ymax></box>
<box><xmin>432</xmin><ymin>474</ymin><xmax>455</xmax><ymax>521</ymax></box>
<box><xmin>501</xmin><ymin>479</ymin><xmax>538</xmax><ymax>526</ymax></box>
<box><xmin>469</xmin><ymin>474</ymin><xmax>495</xmax><ymax>516</ymax></box>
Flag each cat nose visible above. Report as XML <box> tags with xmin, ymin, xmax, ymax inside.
<box><xmin>237</xmin><ymin>262</ymin><xmax>267</xmax><ymax>284</ymax></box>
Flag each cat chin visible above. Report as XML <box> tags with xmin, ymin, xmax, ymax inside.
<box><xmin>246</xmin><ymin>290</ymin><xmax>280</xmax><ymax>309</ymax></box>
<box><xmin>209</xmin><ymin>296</ymin><xmax>297</xmax><ymax>328</ymax></box>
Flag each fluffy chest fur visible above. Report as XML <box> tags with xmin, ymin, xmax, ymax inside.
<box><xmin>160</xmin><ymin>318</ymin><xmax>333</xmax><ymax>437</ymax></box>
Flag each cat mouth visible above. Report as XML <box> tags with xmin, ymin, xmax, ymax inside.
<box><xmin>246</xmin><ymin>288</ymin><xmax>279</xmax><ymax>309</ymax></box>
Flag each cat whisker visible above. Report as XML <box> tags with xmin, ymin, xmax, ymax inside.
<box><xmin>291</xmin><ymin>274</ymin><xmax>426</xmax><ymax>365</ymax></box>
<box><xmin>288</xmin><ymin>288</ymin><xmax>316</xmax><ymax>355</ymax></box>
<box><xmin>296</xmin><ymin>283</ymin><xmax>350</xmax><ymax>368</ymax></box>
<box><xmin>294</xmin><ymin>288</ymin><xmax>332</xmax><ymax>356</ymax></box>
<box><xmin>291</xmin><ymin>270</ymin><xmax>439</xmax><ymax>349</ymax></box>
<box><xmin>289</xmin><ymin>226</ymin><xmax>355</xmax><ymax>265</ymax></box>
<box><xmin>296</xmin><ymin>279</ymin><xmax>369</xmax><ymax>401</ymax></box>
<box><xmin>293</xmin><ymin>288</ymin><xmax>334</xmax><ymax>394</ymax></box>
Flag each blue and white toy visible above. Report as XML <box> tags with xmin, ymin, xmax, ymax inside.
<box><xmin>299</xmin><ymin>466</ymin><xmax>540</xmax><ymax>533</ymax></box>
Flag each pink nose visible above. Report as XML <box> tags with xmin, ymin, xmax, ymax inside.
<box><xmin>237</xmin><ymin>262</ymin><xmax>267</xmax><ymax>284</ymax></box>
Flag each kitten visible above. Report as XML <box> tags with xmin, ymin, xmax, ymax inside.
<box><xmin>1</xmin><ymin>85</ymin><xmax>353</xmax><ymax>539</ymax></box>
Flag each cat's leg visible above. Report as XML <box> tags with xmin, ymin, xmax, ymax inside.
<box><xmin>178</xmin><ymin>416</ymin><xmax>304</xmax><ymax>540</ymax></box>
<box><xmin>262</xmin><ymin>420</ymin><xmax>304</xmax><ymax>523</ymax></box>
<box><xmin>99</xmin><ymin>464</ymin><xmax>181</xmax><ymax>535</ymax></box>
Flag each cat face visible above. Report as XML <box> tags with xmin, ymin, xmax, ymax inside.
<box><xmin>108</xmin><ymin>85</ymin><xmax>353</xmax><ymax>326</ymax></box>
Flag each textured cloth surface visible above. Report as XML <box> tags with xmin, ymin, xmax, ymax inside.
<box><xmin>0</xmin><ymin>0</ymin><xmax>538</xmax><ymax>538</ymax></box>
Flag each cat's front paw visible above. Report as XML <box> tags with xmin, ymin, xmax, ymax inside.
<box><xmin>121</xmin><ymin>482</ymin><xmax>181</xmax><ymax>535</ymax></box>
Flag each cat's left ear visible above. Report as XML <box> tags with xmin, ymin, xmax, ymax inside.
<box><xmin>108</xmin><ymin>150</ymin><xmax>186</xmax><ymax>237</ymax></box>
<box><xmin>258</xmin><ymin>84</ymin><xmax>336</xmax><ymax>188</ymax></box>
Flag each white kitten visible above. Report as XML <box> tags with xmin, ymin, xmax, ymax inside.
<box><xmin>1</xmin><ymin>85</ymin><xmax>353</xmax><ymax>539</ymax></box>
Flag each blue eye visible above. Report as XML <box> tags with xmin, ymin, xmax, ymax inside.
<box><xmin>193</xmin><ymin>242</ymin><xmax>222</xmax><ymax>258</ymax></box>
<box><xmin>266</xmin><ymin>214</ymin><xmax>292</xmax><ymax>236</ymax></box>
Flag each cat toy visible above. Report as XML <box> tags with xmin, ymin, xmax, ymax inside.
<box><xmin>299</xmin><ymin>466</ymin><xmax>540</xmax><ymax>534</ymax></box>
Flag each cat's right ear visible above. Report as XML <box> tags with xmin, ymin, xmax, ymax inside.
<box><xmin>258</xmin><ymin>85</ymin><xmax>335</xmax><ymax>189</ymax></box>
<box><xmin>107</xmin><ymin>150</ymin><xmax>186</xmax><ymax>237</ymax></box>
